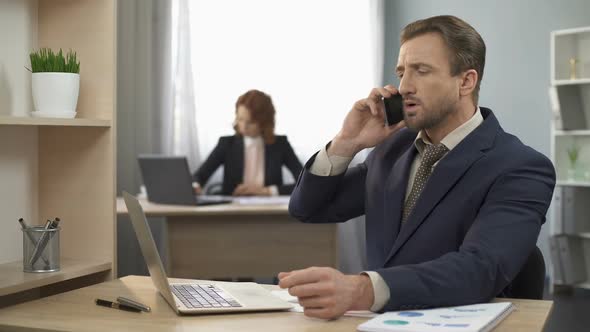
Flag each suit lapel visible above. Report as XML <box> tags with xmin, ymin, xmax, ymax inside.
<box><xmin>232</xmin><ymin>136</ymin><xmax>245</xmax><ymax>183</ymax></box>
<box><xmin>264</xmin><ymin>141</ymin><xmax>272</xmax><ymax>185</ymax></box>
<box><xmin>385</xmin><ymin>148</ymin><xmax>485</xmax><ymax>261</ymax></box>
<box><xmin>383</xmin><ymin>107</ymin><xmax>499</xmax><ymax>264</ymax></box>
<box><xmin>382</xmin><ymin>145</ymin><xmax>417</xmax><ymax>257</ymax></box>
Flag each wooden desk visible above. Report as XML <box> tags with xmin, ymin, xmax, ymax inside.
<box><xmin>116</xmin><ymin>198</ymin><xmax>338</xmax><ymax>279</ymax></box>
<box><xmin>0</xmin><ymin>275</ymin><xmax>553</xmax><ymax>332</ymax></box>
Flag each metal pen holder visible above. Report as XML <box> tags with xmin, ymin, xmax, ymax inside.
<box><xmin>22</xmin><ymin>226</ymin><xmax>60</xmax><ymax>273</ymax></box>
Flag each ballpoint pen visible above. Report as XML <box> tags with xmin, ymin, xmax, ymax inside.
<box><xmin>116</xmin><ymin>296</ymin><xmax>151</xmax><ymax>312</ymax></box>
<box><xmin>28</xmin><ymin>219</ymin><xmax>58</xmax><ymax>266</ymax></box>
<box><xmin>95</xmin><ymin>299</ymin><xmax>142</xmax><ymax>313</ymax></box>
<box><xmin>19</xmin><ymin>218</ymin><xmax>51</xmax><ymax>267</ymax></box>
<box><xmin>45</xmin><ymin>217</ymin><xmax>61</xmax><ymax>269</ymax></box>
<box><xmin>17</xmin><ymin>217</ymin><xmax>29</xmax><ymax>230</ymax></box>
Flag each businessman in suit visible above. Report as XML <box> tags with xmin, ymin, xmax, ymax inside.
<box><xmin>279</xmin><ymin>15</ymin><xmax>556</xmax><ymax>319</ymax></box>
<box><xmin>193</xmin><ymin>90</ymin><xmax>303</xmax><ymax>196</ymax></box>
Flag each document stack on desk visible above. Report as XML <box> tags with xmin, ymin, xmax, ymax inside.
<box><xmin>233</xmin><ymin>196</ymin><xmax>290</xmax><ymax>205</ymax></box>
<box><xmin>271</xmin><ymin>290</ymin><xmax>377</xmax><ymax>318</ymax></box>
<box><xmin>357</xmin><ymin>302</ymin><xmax>514</xmax><ymax>332</ymax></box>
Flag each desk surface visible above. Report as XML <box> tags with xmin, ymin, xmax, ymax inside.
<box><xmin>0</xmin><ymin>275</ymin><xmax>553</xmax><ymax>332</ymax></box>
<box><xmin>116</xmin><ymin>197</ymin><xmax>289</xmax><ymax>217</ymax></box>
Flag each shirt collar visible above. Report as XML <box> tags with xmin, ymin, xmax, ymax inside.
<box><xmin>414</xmin><ymin>107</ymin><xmax>483</xmax><ymax>154</ymax></box>
<box><xmin>244</xmin><ymin>135</ymin><xmax>263</xmax><ymax>147</ymax></box>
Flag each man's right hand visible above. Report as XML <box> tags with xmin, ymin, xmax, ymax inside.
<box><xmin>329</xmin><ymin>85</ymin><xmax>406</xmax><ymax>158</ymax></box>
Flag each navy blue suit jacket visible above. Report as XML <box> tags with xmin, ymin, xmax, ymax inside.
<box><xmin>194</xmin><ymin>135</ymin><xmax>303</xmax><ymax>195</ymax></box>
<box><xmin>289</xmin><ymin>108</ymin><xmax>556</xmax><ymax>311</ymax></box>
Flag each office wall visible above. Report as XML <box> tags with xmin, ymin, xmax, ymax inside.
<box><xmin>0</xmin><ymin>127</ymin><xmax>37</xmax><ymax>264</ymax></box>
<box><xmin>0</xmin><ymin>0</ymin><xmax>38</xmax><ymax>264</ymax></box>
<box><xmin>0</xmin><ymin>0</ymin><xmax>36</xmax><ymax>117</ymax></box>
<box><xmin>383</xmin><ymin>0</ymin><xmax>590</xmax><ymax>265</ymax></box>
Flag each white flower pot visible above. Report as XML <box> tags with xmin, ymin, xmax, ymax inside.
<box><xmin>31</xmin><ymin>72</ymin><xmax>79</xmax><ymax>118</ymax></box>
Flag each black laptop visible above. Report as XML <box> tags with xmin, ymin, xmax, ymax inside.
<box><xmin>137</xmin><ymin>155</ymin><xmax>232</xmax><ymax>206</ymax></box>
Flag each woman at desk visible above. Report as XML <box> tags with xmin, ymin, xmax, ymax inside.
<box><xmin>193</xmin><ymin>89</ymin><xmax>303</xmax><ymax>196</ymax></box>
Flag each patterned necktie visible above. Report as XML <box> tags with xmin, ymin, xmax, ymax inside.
<box><xmin>402</xmin><ymin>143</ymin><xmax>449</xmax><ymax>223</ymax></box>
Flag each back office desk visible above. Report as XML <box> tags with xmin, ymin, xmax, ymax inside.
<box><xmin>0</xmin><ymin>275</ymin><xmax>553</xmax><ymax>332</ymax></box>
<box><xmin>116</xmin><ymin>198</ymin><xmax>338</xmax><ymax>279</ymax></box>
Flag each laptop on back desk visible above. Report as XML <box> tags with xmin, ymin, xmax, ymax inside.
<box><xmin>137</xmin><ymin>155</ymin><xmax>231</xmax><ymax>206</ymax></box>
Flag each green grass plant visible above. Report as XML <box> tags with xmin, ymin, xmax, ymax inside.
<box><xmin>29</xmin><ymin>48</ymin><xmax>80</xmax><ymax>73</ymax></box>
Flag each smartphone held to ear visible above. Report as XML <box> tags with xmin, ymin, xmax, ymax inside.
<box><xmin>383</xmin><ymin>94</ymin><xmax>404</xmax><ymax>126</ymax></box>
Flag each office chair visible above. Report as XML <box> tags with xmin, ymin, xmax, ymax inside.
<box><xmin>499</xmin><ymin>246</ymin><xmax>546</xmax><ymax>300</ymax></box>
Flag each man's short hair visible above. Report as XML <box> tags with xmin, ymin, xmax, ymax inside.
<box><xmin>401</xmin><ymin>15</ymin><xmax>486</xmax><ymax>104</ymax></box>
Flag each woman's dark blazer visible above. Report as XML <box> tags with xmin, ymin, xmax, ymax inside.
<box><xmin>193</xmin><ymin>135</ymin><xmax>303</xmax><ymax>195</ymax></box>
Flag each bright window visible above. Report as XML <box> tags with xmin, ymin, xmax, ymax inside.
<box><xmin>188</xmin><ymin>0</ymin><xmax>375</xmax><ymax>162</ymax></box>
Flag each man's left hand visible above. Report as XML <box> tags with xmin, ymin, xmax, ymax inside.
<box><xmin>278</xmin><ymin>267</ymin><xmax>374</xmax><ymax>320</ymax></box>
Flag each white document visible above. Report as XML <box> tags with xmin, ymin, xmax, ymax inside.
<box><xmin>270</xmin><ymin>290</ymin><xmax>377</xmax><ymax>318</ymax></box>
<box><xmin>233</xmin><ymin>196</ymin><xmax>291</xmax><ymax>205</ymax></box>
<box><xmin>357</xmin><ymin>302</ymin><xmax>514</xmax><ymax>332</ymax></box>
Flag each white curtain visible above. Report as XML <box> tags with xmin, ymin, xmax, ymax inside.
<box><xmin>340</xmin><ymin>0</ymin><xmax>386</xmax><ymax>273</ymax></box>
<box><xmin>187</xmin><ymin>1</ymin><xmax>376</xmax><ymax>163</ymax></box>
<box><xmin>165</xmin><ymin>0</ymin><xmax>200</xmax><ymax>170</ymax></box>
<box><xmin>371</xmin><ymin>0</ymin><xmax>386</xmax><ymax>87</ymax></box>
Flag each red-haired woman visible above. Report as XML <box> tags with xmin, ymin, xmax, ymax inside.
<box><xmin>193</xmin><ymin>90</ymin><xmax>303</xmax><ymax>196</ymax></box>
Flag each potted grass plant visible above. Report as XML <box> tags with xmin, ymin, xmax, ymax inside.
<box><xmin>567</xmin><ymin>144</ymin><xmax>583</xmax><ymax>180</ymax></box>
<box><xmin>29</xmin><ymin>48</ymin><xmax>80</xmax><ymax>118</ymax></box>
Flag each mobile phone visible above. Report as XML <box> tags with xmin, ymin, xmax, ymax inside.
<box><xmin>383</xmin><ymin>93</ymin><xmax>404</xmax><ymax>126</ymax></box>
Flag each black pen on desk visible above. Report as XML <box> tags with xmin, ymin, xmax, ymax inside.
<box><xmin>95</xmin><ymin>299</ymin><xmax>142</xmax><ymax>313</ymax></box>
<box><xmin>19</xmin><ymin>218</ymin><xmax>52</xmax><ymax>267</ymax></box>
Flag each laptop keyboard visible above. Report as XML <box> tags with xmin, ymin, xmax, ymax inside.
<box><xmin>171</xmin><ymin>284</ymin><xmax>242</xmax><ymax>308</ymax></box>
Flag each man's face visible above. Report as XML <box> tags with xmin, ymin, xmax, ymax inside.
<box><xmin>396</xmin><ymin>32</ymin><xmax>462</xmax><ymax>131</ymax></box>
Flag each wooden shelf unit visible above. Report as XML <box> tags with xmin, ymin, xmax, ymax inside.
<box><xmin>554</xmin><ymin>78</ymin><xmax>590</xmax><ymax>86</ymax></box>
<box><xmin>554</xmin><ymin>129</ymin><xmax>590</xmax><ymax>136</ymax></box>
<box><xmin>0</xmin><ymin>259</ymin><xmax>111</xmax><ymax>297</ymax></box>
<box><xmin>575</xmin><ymin>282</ymin><xmax>590</xmax><ymax>289</ymax></box>
<box><xmin>550</xmin><ymin>26</ymin><xmax>590</xmax><ymax>292</ymax></box>
<box><xmin>0</xmin><ymin>116</ymin><xmax>111</xmax><ymax>127</ymax></box>
<box><xmin>0</xmin><ymin>0</ymin><xmax>117</xmax><ymax>305</ymax></box>
<box><xmin>555</xmin><ymin>180</ymin><xmax>590</xmax><ymax>187</ymax></box>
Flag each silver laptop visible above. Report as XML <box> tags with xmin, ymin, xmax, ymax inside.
<box><xmin>122</xmin><ymin>191</ymin><xmax>292</xmax><ymax>314</ymax></box>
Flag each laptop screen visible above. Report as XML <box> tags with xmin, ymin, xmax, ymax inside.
<box><xmin>122</xmin><ymin>191</ymin><xmax>179</xmax><ymax>310</ymax></box>
<box><xmin>137</xmin><ymin>155</ymin><xmax>197</xmax><ymax>205</ymax></box>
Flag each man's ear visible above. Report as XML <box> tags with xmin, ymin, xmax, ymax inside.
<box><xmin>459</xmin><ymin>69</ymin><xmax>478</xmax><ymax>97</ymax></box>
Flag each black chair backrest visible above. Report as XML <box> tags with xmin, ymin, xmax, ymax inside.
<box><xmin>500</xmin><ymin>246</ymin><xmax>546</xmax><ymax>300</ymax></box>
<box><xmin>205</xmin><ymin>182</ymin><xmax>223</xmax><ymax>195</ymax></box>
